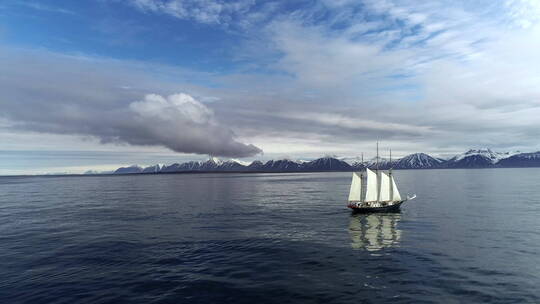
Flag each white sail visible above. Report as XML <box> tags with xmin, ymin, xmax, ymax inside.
<box><xmin>378</xmin><ymin>172</ymin><xmax>391</xmax><ymax>201</ymax></box>
<box><xmin>348</xmin><ymin>172</ymin><xmax>362</xmax><ymax>201</ymax></box>
<box><xmin>390</xmin><ymin>175</ymin><xmax>402</xmax><ymax>201</ymax></box>
<box><xmin>364</xmin><ymin>168</ymin><xmax>378</xmax><ymax>202</ymax></box>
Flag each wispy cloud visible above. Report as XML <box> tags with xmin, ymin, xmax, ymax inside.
<box><xmin>505</xmin><ymin>0</ymin><xmax>540</xmax><ymax>28</ymax></box>
<box><xmin>2</xmin><ymin>0</ymin><xmax>540</xmax><ymax>163</ymax></box>
<box><xmin>17</xmin><ymin>2</ymin><xmax>76</xmax><ymax>15</ymax></box>
<box><xmin>129</xmin><ymin>0</ymin><xmax>260</xmax><ymax>26</ymax></box>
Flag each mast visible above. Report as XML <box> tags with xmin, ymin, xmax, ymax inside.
<box><xmin>360</xmin><ymin>152</ymin><xmax>364</xmax><ymax>201</ymax></box>
<box><xmin>389</xmin><ymin>149</ymin><xmax>392</xmax><ymax>172</ymax></box>
<box><xmin>376</xmin><ymin>142</ymin><xmax>379</xmax><ymax>172</ymax></box>
<box><xmin>376</xmin><ymin>142</ymin><xmax>380</xmax><ymax>202</ymax></box>
<box><xmin>389</xmin><ymin>148</ymin><xmax>394</xmax><ymax>201</ymax></box>
<box><xmin>360</xmin><ymin>170</ymin><xmax>365</xmax><ymax>202</ymax></box>
<box><xmin>389</xmin><ymin>149</ymin><xmax>392</xmax><ymax>176</ymax></box>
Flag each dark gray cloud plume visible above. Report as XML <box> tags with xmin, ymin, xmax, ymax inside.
<box><xmin>124</xmin><ymin>93</ymin><xmax>262</xmax><ymax>157</ymax></box>
<box><xmin>0</xmin><ymin>49</ymin><xmax>262</xmax><ymax>158</ymax></box>
<box><xmin>5</xmin><ymin>91</ymin><xmax>261</xmax><ymax>157</ymax></box>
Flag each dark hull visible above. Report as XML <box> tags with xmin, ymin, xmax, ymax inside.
<box><xmin>349</xmin><ymin>201</ymin><xmax>404</xmax><ymax>213</ymax></box>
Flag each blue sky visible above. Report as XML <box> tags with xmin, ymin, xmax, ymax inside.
<box><xmin>2</xmin><ymin>1</ymin><xmax>248</xmax><ymax>70</ymax></box>
<box><xmin>1</xmin><ymin>0</ymin><xmax>540</xmax><ymax>174</ymax></box>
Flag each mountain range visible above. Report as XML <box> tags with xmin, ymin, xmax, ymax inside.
<box><xmin>106</xmin><ymin>149</ymin><xmax>540</xmax><ymax>174</ymax></box>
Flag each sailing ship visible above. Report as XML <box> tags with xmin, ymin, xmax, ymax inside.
<box><xmin>347</xmin><ymin>144</ymin><xmax>416</xmax><ymax>212</ymax></box>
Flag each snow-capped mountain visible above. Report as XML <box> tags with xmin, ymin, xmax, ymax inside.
<box><xmin>109</xmin><ymin>150</ymin><xmax>540</xmax><ymax>175</ymax></box>
<box><xmin>247</xmin><ymin>160</ymin><xmax>265</xmax><ymax>171</ymax></box>
<box><xmin>161</xmin><ymin>161</ymin><xmax>200</xmax><ymax>172</ymax></box>
<box><xmin>496</xmin><ymin>152</ymin><xmax>540</xmax><ymax>167</ymax></box>
<box><xmin>364</xmin><ymin>157</ymin><xmax>396</xmax><ymax>170</ymax></box>
<box><xmin>230</xmin><ymin>159</ymin><xmax>251</xmax><ymax>166</ymax></box>
<box><xmin>198</xmin><ymin>158</ymin><xmax>222</xmax><ymax>170</ymax></box>
<box><xmin>142</xmin><ymin>164</ymin><xmax>165</xmax><ymax>173</ymax></box>
<box><xmin>339</xmin><ymin>156</ymin><xmax>363</xmax><ymax>165</ymax></box>
<box><xmin>219</xmin><ymin>160</ymin><xmax>247</xmax><ymax>171</ymax></box>
<box><xmin>159</xmin><ymin>158</ymin><xmax>245</xmax><ymax>172</ymax></box>
<box><xmin>302</xmin><ymin>157</ymin><xmax>352</xmax><ymax>171</ymax></box>
<box><xmin>395</xmin><ymin>153</ymin><xmax>442</xmax><ymax>169</ymax></box>
<box><xmin>114</xmin><ymin>165</ymin><xmax>144</xmax><ymax>174</ymax></box>
<box><xmin>260</xmin><ymin>159</ymin><xmax>301</xmax><ymax>171</ymax></box>
<box><xmin>453</xmin><ymin>149</ymin><xmax>512</xmax><ymax>163</ymax></box>
<box><xmin>339</xmin><ymin>157</ymin><xmax>366</xmax><ymax>170</ymax></box>
<box><xmin>445</xmin><ymin>149</ymin><xmax>517</xmax><ymax>168</ymax></box>
<box><xmin>350</xmin><ymin>161</ymin><xmax>366</xmax><ymax>170</ymax></box>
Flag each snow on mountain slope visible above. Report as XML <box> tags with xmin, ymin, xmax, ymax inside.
<box><xmin>302</xmin><ymin>157</ymin><xmax>352</xmax><ymax>171</ymax></box>
<box><xmin>442</xmin><ymin>149</ymin><xmax>518</xmax><ymax>168</ymax></box>
<box><xmin>450</xmin><ymin>149</ymin><xmax>516</xmax><ymax>164</ymax></box>
<box><xmin>219</xmin><ymin>160</ymin><xmax>247</xmax><ymax>171</ymax></box>
<box><xmin>142</xmin><ymin>164</ymin><xmax>164</xmax><ymax>173</ymax></box>
<box><xmin>496</xmin><ymin>152</ymin><xmax>540</xmax><ymax>167</ymax></box>
<box><xmin>247</xmin><ymin>160</ymin><xmax>264</xmax><ymax>170</ymax></box>
<box><xmin>339</xmin><ymin>156</ymin><xmax>363</xmax><ymax>166</ymax></box>
<box><xmin>261</xmin><ymin>159</ymin><xmax>301</xmax><ymax>171</ymax></box>
<box><xmin>109</xmin><ymin>150</ymin><xmax>540</xmax><ymax>174</ymax></box>
<box><xmin>230</xmin><ymin>159</ymin><xmax>251</xmax><ymax>166</ymax></box>
<box><xmin>364</xmin><ymin>157</ymin><xmax>396</xmax><ymax>169</ymax></box>
<box><xmin>395</xmin><ymin>153</ymin><xmax>442</xmax><ymax>169</ymax></box>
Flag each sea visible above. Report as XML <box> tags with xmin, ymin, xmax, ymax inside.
<box><xmin>1</xmin><ymin>169</ymin><xmax>540</xmax><ymax>303</ymax></box>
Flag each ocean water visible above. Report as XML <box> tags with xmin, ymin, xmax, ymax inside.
<box><xmin>1</xmin><ymin>169</ymin><xmax>540</xmax><ymax>303</ymax></box>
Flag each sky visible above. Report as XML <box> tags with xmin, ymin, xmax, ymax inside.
<box><xmin>1</xmin><ymin>0</ymin><xmax>540</xmax><ymax>175</ymax></box>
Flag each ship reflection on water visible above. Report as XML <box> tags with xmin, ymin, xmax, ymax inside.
<box><xmin>348</xmin><ymin>213</ymin><xmax>402</xmax><ymax>251</ymax></box>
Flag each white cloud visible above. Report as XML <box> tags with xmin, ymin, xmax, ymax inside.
<box><xmin>505</xmin><ymin>0</ymin><xmax>540</xmax><ymax>28</ymax></box>
<box><xmin>130</xmin><ymin>93</ymin><xmax>214</xmax><ymax>124</ymax></box>
<box><xmin>130</xmin><ymin>0</ymin><xmax>257</xmax><ymax>25</ymax></box>
<box><xmin>125</xmin><ymin>93</ymin><xmax>262</xmax><ymax>157</ymax></box>
<box><xmin>267</xmin><ymin>21</ymin><xmax>412</xmax><ymax>94</ymax></box>
<box><xmin>4</xmin><ymin>0</ymin><xmax>540</xmax><ymax>167</ymax></box>
<box><xmin>17</xmin><ymin>2</ymin><xmax>76</xmax><ymax>15</ymax></box>
<box><xmin>0</xmin><ymin>48</ymin><xmax>262</xmax><ymax>158</ymax></box>
<box><xmin>230</xmin><ymin>0</ymin><xmax>540</xmax><ymax>154</ymax></box>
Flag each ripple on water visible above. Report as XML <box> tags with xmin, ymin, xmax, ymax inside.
<box><xmin>1</xmin><ymin>171</ymin><xmax>540</xmax><ymax>303</ymax></box>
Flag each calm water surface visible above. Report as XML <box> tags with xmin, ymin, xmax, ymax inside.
<box><xmin>1</xmin><ymin>169</ymin><xmax>540</xmax><ymax>303</ymax></box>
